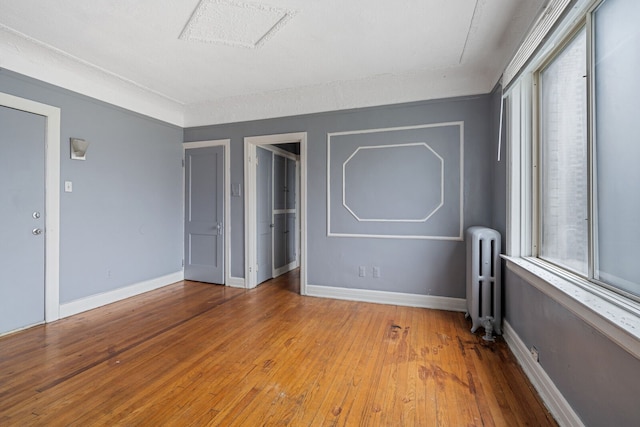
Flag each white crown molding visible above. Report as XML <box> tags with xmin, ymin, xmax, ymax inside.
<box><xmin>1</xmin><ymin>23</ymin><xmax>494</xmax><ymax>128</ymax></box>
<box><xmin>184</xmin><ymin>68</ymin><xmax>491</xmax><ymax>127</ymax></box>
<box><xmin>0</xmin><ymin>24</ymin><xmax>185</xmax><ymax>126</ymax></box>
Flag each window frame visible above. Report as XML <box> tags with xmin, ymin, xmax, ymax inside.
<box><xmin>504</xmin><ymin>0</ymin><xmax>640</xmax><ymax>359</ymax></box>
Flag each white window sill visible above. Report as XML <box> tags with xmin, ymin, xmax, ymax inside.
<box><xmin>503</xmin><ymin>256</ymin><xmax>640</xmax><ymax>360</ymax></box>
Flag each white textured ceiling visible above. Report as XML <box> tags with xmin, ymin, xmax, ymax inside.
<box><xmin>0</xmin><ymin>0</ymin><xmax>545</xmax><ymax>126</ymax></box>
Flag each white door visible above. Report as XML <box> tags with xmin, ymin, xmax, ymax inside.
<box><xmin>0</xmin><ymin>105</ymin><xmax>46</xmax><ymax>334</ymax></box>
<box><xmin>184</xmin><ymin>146</ymin><xmax>224</xmax><ymax>284</ymax></box>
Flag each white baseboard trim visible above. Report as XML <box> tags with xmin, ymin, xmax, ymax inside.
<box><xmin>502</xmin><ymin>321</ymin><xmax>584</xmax><ymax>427</ymax></box>
<box><xmin>305</xmin><ymin>284</ymin><xmax>466</xmax><ymax>312</ymax></box>
<box><xmin>0</xmin><ymin>321</ymin><xmax>45</xmax><ymax>338</ymax></box>
<box><xmin>226</xmin><ymin>276</ymin><xmax>246</xmax><ymax>288</ymax></box>
<box><xmin>273</xmin><ymin>261</ymin><xmax>297</xmax><ymax>279</ymax></box>
<box><xmin>59</xmin><ymin>271</ymin><xmax>184</xmax><ymax>319</ymax></box>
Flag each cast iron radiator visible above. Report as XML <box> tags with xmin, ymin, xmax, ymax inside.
<box><xmin>465</xmin><ymin>226</ymin><xmax>502</xmax><ymax>340</ymax></box>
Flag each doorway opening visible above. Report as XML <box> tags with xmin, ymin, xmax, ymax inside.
<box><xmin>244</xmin><ymin>132</ymin><xmax>307</xmax><ymax>294</ymax></box>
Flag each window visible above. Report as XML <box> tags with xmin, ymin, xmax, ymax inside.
<box><xmin>538</xmin><ymin>28</ymin><xmax>588</xmax><ymax>276</ymax></box>
<box><xmin>592</xmin><ymin>0</ymin><xmax>640</xmax><ymax>297</ymax></box>
<box><xmin>533</xmin><ymin>0</ymin><xmax>640</xmax><ymax>300</ymax></box>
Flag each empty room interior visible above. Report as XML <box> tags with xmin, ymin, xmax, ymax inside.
<box><xmin>1</xmin><ymin>0</ymin><xmax>638</xmax><ymax>425</ymax></box>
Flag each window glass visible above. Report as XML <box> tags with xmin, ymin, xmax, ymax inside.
<box><xmin>593</xmin><ymin>0</ymin><xmax>640</xmax><ymax>296</ymax></box>
<box><xmin>539</xmin><ymin>29</ymin><xmax>588</xmax><ymax>275</ymax></box>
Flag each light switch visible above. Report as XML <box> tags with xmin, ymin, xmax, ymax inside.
<box><xmin>64</xmin><ymin>181</ymin><xmax>73</xmax><ymax>192</ymax></box>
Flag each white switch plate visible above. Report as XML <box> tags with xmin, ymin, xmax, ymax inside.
<box><xmin>64</xmin><ymin>181</ymin><xmax>73</xmax><ymax>192</ymax></box>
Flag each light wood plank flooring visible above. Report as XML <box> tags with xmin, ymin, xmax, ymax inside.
<box><xmin>0</xmin><ymin>270</ymin><xmax>556</xmax><ymax>426</ymax></box>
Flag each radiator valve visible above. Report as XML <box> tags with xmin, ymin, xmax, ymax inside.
<box><xmin>480</xmin><ymin>316</ymin><xmax>495</xmax><ymax>342</ymax></box>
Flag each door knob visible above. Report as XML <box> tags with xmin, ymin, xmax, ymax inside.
<box><xmin>32</xmin><ymin>228</ymin><xmax>43</xmax><ymax>235</ymax></box>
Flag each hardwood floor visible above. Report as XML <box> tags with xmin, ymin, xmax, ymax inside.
<box><xmin>0</xmin><ymin>270</ymin><xmax>556</xmax><ymax>426</ymax></box>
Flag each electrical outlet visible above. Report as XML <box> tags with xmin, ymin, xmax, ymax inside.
<box><xmin>359</xmin><ymin>266</ymin><xmax>366</xmax><ymax>277</ymax></box>
<box><xmin>373</xmin><ymin>266</ymin><xmax>380</xmax><ymax>278</ymax></box>
<box><xmin>530</xmin><ymin>346</ymin><xmax>539</xmax><ymax>362</ymax></box>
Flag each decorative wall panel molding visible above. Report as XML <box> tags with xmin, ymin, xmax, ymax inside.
<box><xmin>342</xmin><ymin>143</ymin><xmax>444</xmax><ymax>222</ymax></box>
<box><xmin>327</xmin><ymin>122</ymin><xmax>463</xmax><ymax>240</ymax></box>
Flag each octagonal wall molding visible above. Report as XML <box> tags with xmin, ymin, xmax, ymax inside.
<box><xmin>327</xmin><ymin>122</ymin><xmax>464</xmax><ymax>240</ymax></box>
<box><xmin>341</xmin><ymin>143</ymin><xmax>444</xmax><ymax>222</ymax></box>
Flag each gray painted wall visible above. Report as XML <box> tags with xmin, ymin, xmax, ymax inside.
<box><xmin>489</xmin><ymin>85</ymin><xmax>507</xmax><ymax>243</ymax></box>
<box><xmin>0</xmin><ymin>70</ymin><xmax>183</xmax><ymax>303</ymax></box>
<box><xmin>505</xmin><ymin>269</ymin><xmax>640</xmax><ymax>426</ymax></box>
<box><xmin>185</xmin><ymin>96</ymin><xmax>494</xmax><ymax>297</ymax></box>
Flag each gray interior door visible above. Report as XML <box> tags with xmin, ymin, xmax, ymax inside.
<box><xmin>272</xmin><ymin>154</ymin><xmax>297</xmax><ymax>273</ymax></box>
<box><xmin>184</xmin><ymin>146</ymin><xmax>224</xmax><ymax>284</ymax></box>
<box><xmin>286</xmin><ymin>213</ymin><xmax>296</xmax><ymax>265</ymax></box>
<box><xmin>274</xmin><ymin>154</ymin><xmax>286</xmax><ymax>210</ymax></box>
<box><xmin>286</xmin><ymin>157</ymin><xmax>296</xmax><ymax>210</ymax></box>
<box><xmin>273</xmin><ymin>154</ymin><xmax>287</xmax><ymax>270</ymax></box>
<box><xmin>286</xmin><ymin>158</ymin><xmax>297</xmax><ymax>265</ymax></box>
<box><xmin>273</xmin><ymin>213</ymin><xmax>286</xmax><ymax>269</ymax></box>
<box><xmin>256</xmin><ymin>147</ymin><xmax>273</xmax><ymax>284</ymax></box>
<box><xmin>0</xmin><ymin>105</ymin><xmax>46</xmax><ymax>334</ymax></box>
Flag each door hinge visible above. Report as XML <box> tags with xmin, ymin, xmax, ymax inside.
<box><xmin>182</xmin><ymin>259</ymin><xmax>184</xmax><ymax>267</ymax></box>
<box><xmin>182</xmin><ymin>159</ymin><xmax>185</xmax><ymax>167</ymax></box>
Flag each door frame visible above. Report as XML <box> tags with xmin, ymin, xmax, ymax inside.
<box><xmin>244</xmin><ymin>132</ymin><xmax>307</xmax><ymax>294</ymax></box>
<box><xmin>0</xmin><ymin>92</ymin><xmax>61</xmax><ymax>323</ymax></box>
<box><xmin>183</xmin><ymin>139</ymin><xmax>231</xmax><ymax>285</ymax></box>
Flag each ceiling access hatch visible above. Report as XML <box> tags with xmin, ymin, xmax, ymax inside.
<box><xmin>179</xmin><ymin>0</ymin><xmax>296</xmax><ymax>48</ymax></box>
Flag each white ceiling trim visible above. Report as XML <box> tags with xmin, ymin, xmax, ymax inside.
<box><xmin>0</xmin><ymin>24</ymin><xmax>185</xmax><ymax>126</ymax></box>
<box><xmin>183</xmin><ymin>67</ymin><xmax>491</xmax><ymax>127</ymax></box>
<box><xmin>0</xmin><ymin>21</ymin><xmax>493</xmax><ymax>129</ymax></box>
